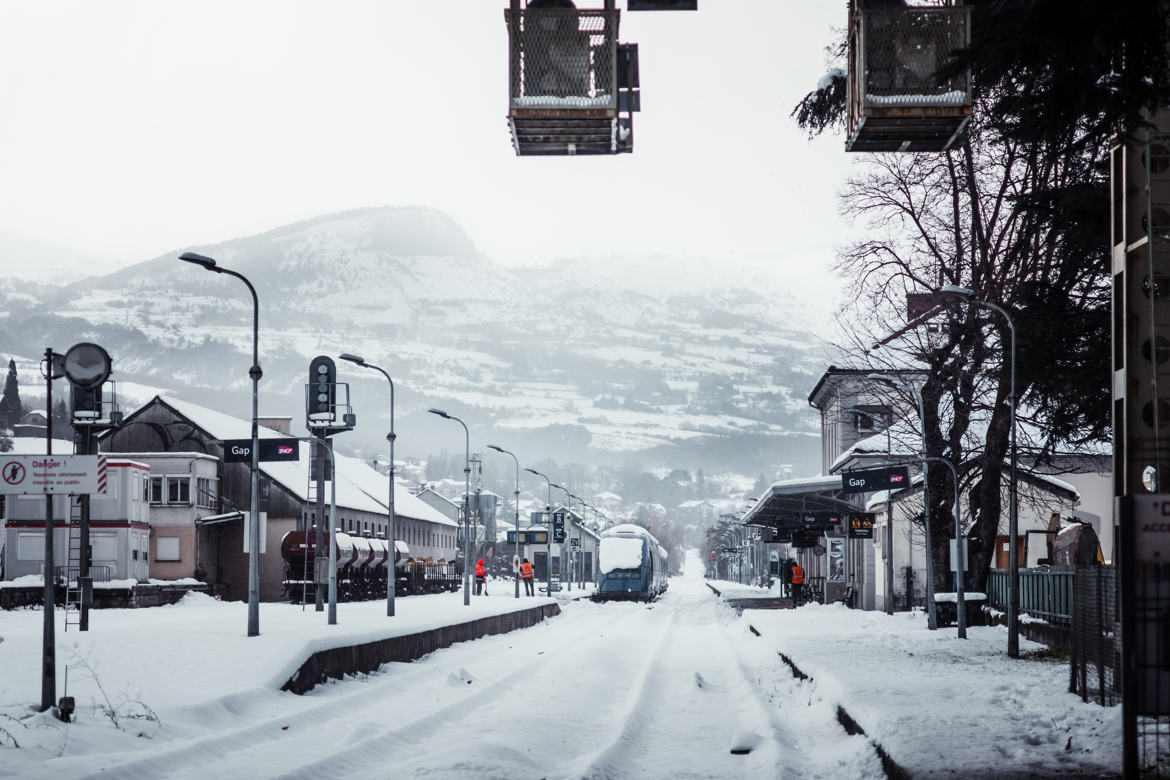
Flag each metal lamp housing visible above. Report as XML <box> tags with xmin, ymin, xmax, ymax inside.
<box><xmin>63</xmin><ymin>343</ymin><xmax>111</xmax><ymax>388</ymax></box>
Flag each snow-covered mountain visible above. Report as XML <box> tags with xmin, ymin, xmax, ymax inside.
<box><xmin>0</xmin><ymin>207</ymin><xmax>826</xmax><ymax>475</ymax></box>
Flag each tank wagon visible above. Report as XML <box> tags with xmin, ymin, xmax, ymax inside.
<box><xmin>280</xmin><ymin>531</ymin><xmax>460</xmax><ymax>601</ymax></box>
<box><xmin>593</xmin><ymin>523</ymin><xmax>668</xmax><ymax>602</ymax></box>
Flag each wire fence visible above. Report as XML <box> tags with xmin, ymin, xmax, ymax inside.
<box><xmin>857</xmin><ymin>5</ymin><xmax>971</xmax><ymax>107</ymax></box>
<box><xmin>507</xmin><ymin>8</ymin><xmax>617</xmax><ymax>109</ymax></box>
<box><xmin>1069</xmin><ymin>566</ymin><xmax>1119</xmax><ymax>707</ymax></box>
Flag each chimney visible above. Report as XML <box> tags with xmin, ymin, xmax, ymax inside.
<box><xmin>258</xmin><ymin>417</ymin><xmax>291</xmax><ymax>435</ymax></box>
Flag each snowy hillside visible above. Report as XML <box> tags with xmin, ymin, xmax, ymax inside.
<box><xmin>0</xmin><ymin>207</ymin><xmax>826</xmax><ymax>474</ymax></box>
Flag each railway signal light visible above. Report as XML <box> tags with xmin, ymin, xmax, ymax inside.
<box><xmin>308</xmin><ymin>356</ymin><xmax>336</xmax><ymax>423</ymax></box>
<box><xmin>71</xmin><ymin>383</ymin><xmax>103</xmax><ymax>421</ymax></box>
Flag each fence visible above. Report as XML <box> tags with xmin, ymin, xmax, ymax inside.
<box><xmin>507</xmin><ymin>8</ymin><xmax>618</xmax><ymax>109</ymax></box>
<box><xmin>1069</xmin><ymin>566</ymin><xmax>1118</xmax><ymax>707</ymax></box>
<box><xmin>987</xmin><ymin>566</ymin><xmax>1076</xmax><ymax>625</ymax></box>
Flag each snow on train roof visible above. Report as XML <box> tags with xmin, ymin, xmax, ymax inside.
<box><xmin>599</xmin><ymin>536</ymin><xmax>645</xmax><ymax>573</ymax></box>
<box><xmin>600</xmin><ymin>523</ymin><xmax>667</xmax><ymax>558</ymax></box>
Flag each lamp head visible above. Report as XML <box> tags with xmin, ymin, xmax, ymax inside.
<box><xmin>339</xmin><ymin>353</ymin><xmax>367</xmax><ymax>367</ymax></box>
<box><xmin>937</xmin><ymin>284</ymin><xmax>975</xmax><ymax>299</ymax></box>
<box><xmin>179</xmin><ymin>252</ymin><xmax>220</xmax><ymax>272</ymax></box>
<box><xmin>868</xmin><ymin>372</ymin><xmax>898</xmax><ymax>387</ymax></box>
<box><xmin>524</xmin><ymin>467</ymin><xmax>541</xmax><ymax>476</ymax></box>
<box><xmin>427</xmin><ymin>408</ymin><xmax>449</xmax><ymax>419</ymax></box>
<box><xmin>487</xmin><ymin>444</ymin><xmax>504</xmax><ymax>453</ymax></box>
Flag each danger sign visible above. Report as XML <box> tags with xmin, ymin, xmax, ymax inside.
<box><xmin>1133</xmin><ymin>496</ymin><xmax>1170</xmax><ymax>563</ymax></box>
<box><xmin>0</xmin><ymin>455</ymin><xmax>105</xmax><ymax>495</ymax></box>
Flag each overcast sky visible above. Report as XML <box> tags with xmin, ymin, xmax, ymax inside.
<box><xmin>0</xmin><ymin>1</ymin><xmax>853</xmax><ymax>295</ymax></box>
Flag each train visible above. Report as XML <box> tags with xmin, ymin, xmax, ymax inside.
<box><xmin>279</xmin><ymin>530</ymin><xmax>461</xmax><ymax>602</ymax></box>
<box><xmin>593</xmin><ymin>523</ymin><xmax>669</xmax><ymax>601</ymax></box>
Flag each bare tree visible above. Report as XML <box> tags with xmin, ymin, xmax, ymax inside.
<box><xmin>834</xmin><ymin>119</ymin><xmax>1108</xmax><ymax>592</ymax></box>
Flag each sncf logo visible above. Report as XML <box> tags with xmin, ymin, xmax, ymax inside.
<box><xmin>889</xmin><ymin>473</ymin><xmax>905</xmax><ymax>484</ymax></box>
<box><xmin>277</xmin><ymin>445</ymin><xmax>295</xmax><ymax>455</ymax></box>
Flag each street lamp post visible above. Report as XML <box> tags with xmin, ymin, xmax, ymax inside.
<box><xmin>339</xmin><ymin>354</ymin><xmax>397</xmax><ymax>617</ymax></box>
<box><xmin>428</xmin><ymin>408</ymin><xmax>472</xmax><ymax>606</ymax></box>
<box><xmin>870</xmin><ymin>373</ymin><xmax>938</xmax><ymax>630</ymax></box>
<box><xmin>181</xmin><ymin>252</ymin><xmax>263</xmax><ymax>637</ymax></box>
<box><xmin>550</xmin><ymin>483</ymin><xmax>574</xmax><ymax>591</ymax></box>
<box><xmin>937</xmin><ymin>285</ymin><xmax>1018</xmax><ymax>655</ymax></box>
<box><xmin>525</xmin><ymin>467</ymin><xmax>553</xmax><ymax>596</ymax></box>
<box><xmin>487</xmin><ymin>445</ymin><xmax>522</xmax><ymax>599</ymax></box>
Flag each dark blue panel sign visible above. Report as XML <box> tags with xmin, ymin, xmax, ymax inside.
<box><xmin>222</xmin><ymin>438</ymin><xmax>300</xmax><ymax>463</ymax></box>
<box><xmin>841</xmin><ymin>466</ymin><xmax>910</xmax><ymax>494</ymax></box>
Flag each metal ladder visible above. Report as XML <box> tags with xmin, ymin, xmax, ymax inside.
<box><xmin>63</xmin><ymin>495</ymin><xmax>83</xmax><ymax>630</ymax></box>
<box><xmin>300</xmin><ymin>439</ymin><xmax>325</xmax><ymax>606</ymax></box>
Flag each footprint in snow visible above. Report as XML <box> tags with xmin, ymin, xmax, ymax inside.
<box><xmin>447</xmin><ymin>668</ymin><xmax>476</xmax><ymax>686</ymax></box>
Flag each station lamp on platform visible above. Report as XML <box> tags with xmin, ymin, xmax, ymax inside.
<box><xmin>340</xmin><ymin>353</ymin><xmax>397</xmax><ymax>617</ymax></box>
<box><xmin>180</xmin><ymin>251</ymin><xmax>264</xmax><ymax>638</ymax></box>
<box><xmin>428</xmin><ymin>408</ymin><xmax>473</xmax><ymax>605</ymax></box>
<box><xmin>935</xmin><ymin>284</ymin><xmax>1019</xmax><ymax>654</ymax></box>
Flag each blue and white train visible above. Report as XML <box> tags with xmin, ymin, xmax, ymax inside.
<box><xmin>593</xmin><ymin>523</ymin><xmax>669</xmax><ymax>601</ymax></box>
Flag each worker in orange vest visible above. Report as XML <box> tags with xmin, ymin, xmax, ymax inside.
<box><xmin>520</xmin><ymin>557</ymin><xmax>535</xmax><ymax>596</ymax></box>
<box><xmin>475</xmin><ymin>558</ymin><xmax>488</xmax><ymax>596</ymax></box>
<box><xmin>790</xmin><ymin>562</ymin><xmax>805</xmax><ymax>606</ymax></box>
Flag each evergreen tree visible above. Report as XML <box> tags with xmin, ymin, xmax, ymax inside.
<box><xmin>52</xmin><ymin>397</ymin><xmax>72</xmax><ymax>440</ymax></box>
<box><xmin>1</xmin><ymin>359</ymin><xmax>20</xmax><ymax>430</ymax></box>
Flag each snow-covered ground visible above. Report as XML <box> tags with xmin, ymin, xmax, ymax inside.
<box><xmin>0</xmin><ymin>553</ymin><xmax>1120</xmax><ymax>778</ymax></box>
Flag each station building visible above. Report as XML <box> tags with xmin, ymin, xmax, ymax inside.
<box><xmin>97</xmin><ymin>396</ymin><xmax>458</xmax><ymax>601</ymax></box>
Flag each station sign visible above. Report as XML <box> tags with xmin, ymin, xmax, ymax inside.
<box><xmin>800</xmin><ymin>512</ymin><xmax>842</xmax><ymax>531</ymax></box>
<box><xmin>841</xmin><ymin>466</ymin><xmax>910</xmax><ymax>494</ymax></box>
<box><xmin>552</xmin><ymin>511</ymin><xmax>566</xmax><ymax>543</ymax></box>
<box><xmin>222</xmin><ymin>438</ymin><xmax>301</xmax><ymax>463</ymax></box>
<box><xmin>848</xmin><ymin>513</ymin><xmax>876</xmax><ymax>539</ymax></box>
<box><xmin>0</xmin><ymin>454</ymin><xmax>105</xmax><ymax>495</ymax></box>
<box><xmin>508</xmin><ymin>530</ymin><xmax>550</xmax><ymax>545</ymax></box>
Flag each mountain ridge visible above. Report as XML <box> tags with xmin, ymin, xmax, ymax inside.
<box><xmin>0</xmin><ymin>206</ymin><xmax>825</xmax><ymax>477</ymax></box>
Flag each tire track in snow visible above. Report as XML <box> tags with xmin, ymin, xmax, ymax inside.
<box><xmin>572</xmin><ymin>591</ymin><xmax>788</xmax><ymax>779</ymax></box>
<box><xmin>70</xmin><ymin>607</ymin><xmax>638</xmax><ymax>780</ymax></box>
<box><xmin>260</xmin><ymin>604</ymin><xmax>654</xmax><ymax>779</ymax></box>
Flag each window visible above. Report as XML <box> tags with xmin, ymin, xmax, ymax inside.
<box><xmin>156</xmin><ymin>537</ymin><xmax>181</xmax><ymax>561</ymax></box>
<box><xmin>196</xmin><ymin>476</ymin><xmax>216</xmax><ymax>508</ymax></box>
<box><xmin>149</xmin><ymin>476</ymin><xmax>191</xmax><ymax>505</ymax></box>
<box><xmin>17</xmin><ymin>533</ymin><xmax>42</xmax><ymax>561</ymax></box>
<box><xmin>167</xmin><ymin>476</ymin><xmax>190</xmax><ymax>505</ymax></box>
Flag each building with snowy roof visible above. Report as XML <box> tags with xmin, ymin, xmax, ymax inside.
<box><xmin>98</xmin><ymin>396</ymin><xmax>458</xmax><ymax>601</ymax></box>
<box><xmin>741</xmin><ymin>366</ymin><xmax>1109</xmax><ymax>613</ymax></box>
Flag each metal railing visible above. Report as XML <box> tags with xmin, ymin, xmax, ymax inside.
<box><xmin>507</xmin><ymin>8</ymin><xmax>618</xmax><ymax>110</ymax></box>
<box><xmin>54</xmin><ymin>564</ymin><xmax>113</xmax><ymax>584</ymax></box>
<box><xmin>987</xmin><ymin>566</ymin><xmax>1076</xmax><ymax>626</ymax></box>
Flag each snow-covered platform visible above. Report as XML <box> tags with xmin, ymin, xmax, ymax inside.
<box><xmin>0</xmin><ymin>586</ymin><xmax>563</xmax><ymax>707</ymax></box>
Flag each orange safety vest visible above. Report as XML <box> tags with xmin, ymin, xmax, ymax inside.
<box><xmin>791</xmin><ymin>565</ymin><xmax>804</xmax><ymax>584</ymax></box>
<box><xmin>475</xmin><ymin>561</ymin><xmax>485</xmax><ymax>578</ymax></box>
<box><xmin>520</xmin><ymin>561</ymin><xmax>534</xmax><ymax>579</ymax></box>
